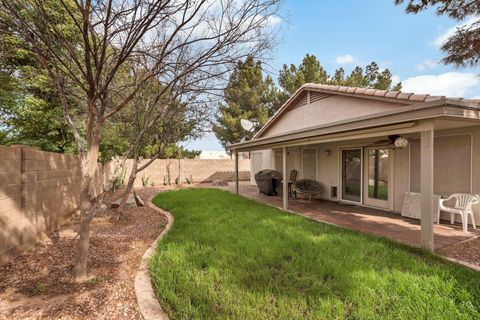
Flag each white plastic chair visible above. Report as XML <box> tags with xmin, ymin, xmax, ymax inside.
<box><xmin>438</xmin><ymin>193</ymin><xmax>479</xmax><ymax>233</ymax></box>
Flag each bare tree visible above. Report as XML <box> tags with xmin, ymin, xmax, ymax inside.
<box><xmin>0</xmin><ymin>0</ymin><xmax>280</xmax><ymax>281</ymax></box>
<box><xmin>115</xmin><ymin>77</ymin><xmax>208</xmax><ymax>211</ymax></box>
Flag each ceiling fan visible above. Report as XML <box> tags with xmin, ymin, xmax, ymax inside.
<box><xmin>367</xmin><ymin>135</ymin><xmax>409</xmax><ymax>149</ymax></box>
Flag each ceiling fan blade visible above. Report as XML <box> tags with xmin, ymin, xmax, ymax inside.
<box><xmin>372</xmin><ymin>139</ymin><xmax>390</xmax><ymax>145</ymax></box>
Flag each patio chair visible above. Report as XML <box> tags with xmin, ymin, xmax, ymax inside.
<box><xmin>292</xmin><ymin>179</ymin><xmax>324</xmax><ymax>201</ymax></box>
<box><xmin>280</xmin><ymin>170</ymin><xmax>298</xmax><ymax>198</ymax></box>
<box><xmin>438</xmin><ymin>193</ymin><xmax>479</xmax><ymax>233</ymax></box>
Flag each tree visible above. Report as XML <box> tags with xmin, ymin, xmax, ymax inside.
<box><xmin>278</xmin><ymin>54</ymin><xmax>328</xmax><ymax>101</ymax></box>
<box><xmin>144</xmin><ymin>144</ymin><xmax>201</xmax><ymax>159</ymax></box>
<box><xmin>0</xmin><ymin>31</ymin><xmax>77</xmax><ymax>152</ymax></box>
<box><xmin>0</xmin><ymin>0</ymin><xmax>280</xmax><ymax>281</ymax></box>
<box><xmin>0</xmin><ymin>1</ymin><xmax>129</xmax><ymax>161</ymax></box>
<box><xmin>115</xmin><ymin>78</ymin><xmax>205</xmax><ymax>210</ymax></box>
<box><xmin>213</xmin><ymin>56</ymin><xmax>280</xmax><ymax>149</ymax></box>
<box><xmin>396</xmin><ymin>0</ymin><xmax>480</xmax><ymax>68</ymax></box>
<box><xmin>331</xmin><ymin>67</ymin><xmax>346</xmax><ymax>85</ymax></box>
<box><xmin>278</xmin><ymin>55</ymin><xmax>401</xmax><ymax>106</ymax></box>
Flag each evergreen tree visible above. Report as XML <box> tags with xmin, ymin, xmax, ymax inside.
<box><xmin>278</xmin><ymin>54</ymin><xmax>328</xmax><ymax>101</ymax></box>
<box><xmin>396</xmin><ymin>0</ymin><xmax>480</xmax><ymax>69</ymax></box>
<box><xmin>332</xmin><ymin>67</ymin><xmax>345</xmax><ymax>85</ymax></box>
<box><xmin>277</xmin><ymin>54</ymin><xmax>402</xmax><ymax>106</ymax></box>
<box><xmin>213</xmin><ymin>56</ymin><xmax>280</xmax><ymax>149</ymax></box>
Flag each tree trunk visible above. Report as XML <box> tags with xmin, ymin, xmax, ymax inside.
<box><xmin>74</xmin><ymin>143</ymin><xmax>99</xmax><ymax>282</ymax></box>
<box><xmin>118</xmin><ymin>157</ymin><xmax>139</xmax><ymax>211</ymax></box>
<box><xmin>74</xmin><ymin>211</ymin><xmax>91</xmax><ymax>281</ymax></box>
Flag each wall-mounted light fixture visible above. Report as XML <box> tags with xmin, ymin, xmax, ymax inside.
<box><xmin>324</xmin><ymin>149</ymin><xmax>331</xmax><ymax>157</ymax></box>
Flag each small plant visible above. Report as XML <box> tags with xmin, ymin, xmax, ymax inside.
<box><xmin>166</xmin><ymin>163</ymin><xmax>172</xmax><ymax>185</ymax></box>
<box><xmin>86</xmin><ymin>275</ymin><xmax>103</xmax><ymax>286</ymax></box>
<box><xmin>151</xmin><ymin>180</ymin><xmax>155</xmax><ymax>187</ymax></box>
<box><xmin>186</xmin><ymin>175</ymin><xmax>193</xmax><ymax>184</ymax></box>
<box><xmin>163</xmin><ymin>175</ymin><xmax>167</xmax><ymax>186</ymax></box>
<box><xmin>142</xmin><ymin>174</ymin><xmax>150</xmax><ymax>187</ymax></box>
<box><xmin>112</xmin><ymin>168</ymin><xmax>126</xmax><ymax>192</ymax></box>
<box><xmin>31</xmin><ymin>282</ymin><xmax>45</xmax><ymax>296</ymax></box>
<box><xmin>175</xmin><ymin>176</ymin><xmax>180</xmax><ymax>185</ymax></box>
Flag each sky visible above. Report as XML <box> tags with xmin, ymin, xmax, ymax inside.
<box><xmin>182</xmin><ymin>0</ymin><xmax>480</xmax><ymax>152</ymax></box>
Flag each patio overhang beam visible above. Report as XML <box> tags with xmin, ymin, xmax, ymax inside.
<box><xmin>238</xmin><ymin>121</ymin><xmax>418</xmax><ymax>152</ymax></box>
<box><xmin>228</xmin><ymin>103</ymin><xmax>480</xmax><ymax>152</ymax></box>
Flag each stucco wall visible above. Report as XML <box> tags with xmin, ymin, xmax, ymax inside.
<box><xmin>250</xmin><ymin>150</ymin><xmax>273</xmax><ymax>184</ymax></box>
<box><xmin>262</xmin><ymin>94</ymin><xmax>407</xmax><ymax>138</ymax></box>
<box><xmin>255</xmin><ymin>125</ymin><xmax>480</xmax><ymax>223</ymax></box>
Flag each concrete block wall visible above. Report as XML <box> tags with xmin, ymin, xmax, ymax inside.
<box><xmin>125</xmin><ymin>158</ymin><xmax>251</xmax><ymax>187</ymax></box>
<box><xmin>0</xmin><ymin>146</ymin><xmax>250</xmax><ymax>265</ymax></box>
<box><xmin>0</xmin><ymin>146</ymin><xmax>110</xmax><ymax>266</ymax></box>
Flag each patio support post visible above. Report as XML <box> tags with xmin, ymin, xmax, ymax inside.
<box><xmin>420</xmin><ymin>126</ymin><xmax>434</xmax><ymax>251</ymax></box>
<box><xmin>282</xmin><ymin>147</ymin><xmax>288</xmax><ymax>211</ymax></box>
<box><xmin>234</xmin><ymin>151</ymin><xmax>239</xmax><ymax>195</ymax></box>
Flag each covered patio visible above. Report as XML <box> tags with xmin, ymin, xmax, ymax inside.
<box><xmin>219</xmin><ymin>182</ymin><xmax>478</xmax><ymax>250</ymax></box>
<box><xmin>227</xmin><ymin>84</ymin><xmax>480</xmax><ymax>252</ymax></box>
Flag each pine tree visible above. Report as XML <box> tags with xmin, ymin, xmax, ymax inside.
<box><xmin>277</xmin><ymin>54</ymin><xmax>402</xmax><ymax>106</ymax></box>
<box><xmin>213</xmin><ymin>56</ymin><xmax>280</xmax><ymax>149</ymax></box>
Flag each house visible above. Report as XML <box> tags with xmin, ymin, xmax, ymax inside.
<box><xmin>227</xmin><ymin>83</ymin><xmax>480</xmax><ymax>251</ymax></box>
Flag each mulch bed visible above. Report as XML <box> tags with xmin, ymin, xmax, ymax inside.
<box><xmin>0</xmin><ymin>187</ymin><xmax>167</xmax><ymax>320</ymax></box>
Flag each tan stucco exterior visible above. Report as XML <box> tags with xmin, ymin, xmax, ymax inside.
<box><xmin>262</xmin><ymin>93</ymin><xmax>408</xmax><ymax>138</ymax></box>
<box><xmin>236</xmin><ymin>84</ymin><xmax>480</xmax><ymax>249</ymax></box>
<box><xmin>249</xmin><ymin>124</ymin><xmax>480</xmax><ymax>224</ymax></box>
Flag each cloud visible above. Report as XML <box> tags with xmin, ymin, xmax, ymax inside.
<box><xmin>391</xmin><ymin>75</ymin><xmax>401</xmax><ymax>85</ymax></box>
<box><xmin>267</xmin><ymin>15</ymin><xmax>282</xmax><ymax>27</ymax></box>
<box><xmin>335</xmin><ymin>54</ymin><xmax>357</xmax><ymax>64</ymax></box>
<box><xmin>432</xmin><ymin>16</ymin><xmax>477</xmax><ymax>47</ymax></box>
<box><xmin>401</xmin><ymin>72</ymin><xmax>480</xmax><ymax>97</ymax></box>
<box><xmin>415</xmin><ymin>59</ymin><xmax>437</xmax><ymax>71</ymax></box>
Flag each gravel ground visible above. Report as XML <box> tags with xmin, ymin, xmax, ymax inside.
<box><xmin>438</xmin><ymin>237</ymin><xmax>480</xmax><ymax>268</ymax></box>
<box><xmin>0</xmin><ymin>187</ymin><xmax>167</xmax><ymax>320</ymax></box>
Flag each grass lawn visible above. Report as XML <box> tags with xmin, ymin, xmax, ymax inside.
<box><xmin>150</xmin><ymin>189</ymin><xmax>480</xmax><ymax>320</ymax></box>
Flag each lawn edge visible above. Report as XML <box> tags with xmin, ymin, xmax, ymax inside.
<box><xmin>134</xmin><ymin>194</ymin><xmax>174</xmax><ymax>320</ymax></box>
<box><xmin>227</xmin><ymin>188</ymin><xmax>480</xmax><ymax>273</ymax></box>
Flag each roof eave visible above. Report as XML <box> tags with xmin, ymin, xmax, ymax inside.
<box><xmin>227</xmin><ymin>102</ymin><xmax>480</xmax><ymax>151</ymax></box>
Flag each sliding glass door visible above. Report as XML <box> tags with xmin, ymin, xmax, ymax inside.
<box><xmin>341</xmin><ymin>149</ymin><xmax>362</xmax><ymax>203</ymax></box>
<box><xmin>363</xmin><ymin>147</ymin><xmax>390</xmax><ymax>208</ymax></box>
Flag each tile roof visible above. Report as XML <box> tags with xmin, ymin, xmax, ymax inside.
<box><xmin>252</xmin><ymin>83</ymin><xmax>480</xmax><ymax>140</ymax></box>
<box><xmin>302</xmin><ymin>83</ymin><xmax>480</xmax><ymax>104</ymax></box>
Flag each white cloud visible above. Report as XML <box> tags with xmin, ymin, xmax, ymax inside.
<box><xmin>391</xmin><ymin>75</ymin><xmax>401</xmax><ymax>85</ymax></box>
<box><xmin>432</xmin><ymin>16</ymin><xmax>477</xmax><ymax>47</ymax></box>
<box><xmin>401</xmin><ymin>72</ymin><xmax>480</xmax><ymax>97</ymax></box>
<box><xmin>415</xmin><ymin>59</ymin><xmax>437</xmax><ymax>71</ymax></box>
<box><xmin>335</xmin><ymin>54</ymin><xmax>357</xmax><ymax>64</ymax></box>
<box><xmin>267</xmin><ymin>15</ymin><xmax>282</xmax><ymax>27</ymax></box>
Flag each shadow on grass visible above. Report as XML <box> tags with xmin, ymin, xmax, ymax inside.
<box><xmin>150</xmin><ymin>188</ymin><xmax>480</xmax><ymax>320</ymax></box>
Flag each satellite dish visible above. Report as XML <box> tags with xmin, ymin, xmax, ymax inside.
<box><xmin>240</xmin><ymin>119</ymin><xmax>255</xmax><ymax>132</ymax></box>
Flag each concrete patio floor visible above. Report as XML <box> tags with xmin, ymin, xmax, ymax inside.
<box><xmin>208</xmin><ymin>181</ymin><xmax>478</xmax><ymax>251</ymax></box>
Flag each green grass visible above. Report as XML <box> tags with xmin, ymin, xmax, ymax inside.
<box><xmin>368</xmin><ymin>185</ymin><xmax>388</xmax><ymax>200</ymax></box>
<box><xmin>150</xmin><ymin>189</ymin><xmax>480</xmax><ymax>320</ymax></box>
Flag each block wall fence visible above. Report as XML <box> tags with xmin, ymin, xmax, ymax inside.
<box><xmin>0</xmin><ymin>145</ymin><xmax>250</xmax><ymax>265</ymax></box>
<box><xmin>124</xmin><ymin>158</ymin><xmax>250</xmax><ymax>187</ymax></box>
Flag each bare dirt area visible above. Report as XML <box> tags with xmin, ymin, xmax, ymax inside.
<box><xmin>438</xmin><ymin>236</ymin><xmax>480</xmax><ymax>268</ymax></box>
<box><xmin>0</xmin><ymin>187</ymin><xmax>167</xmax><ymax>320</ymax></box>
